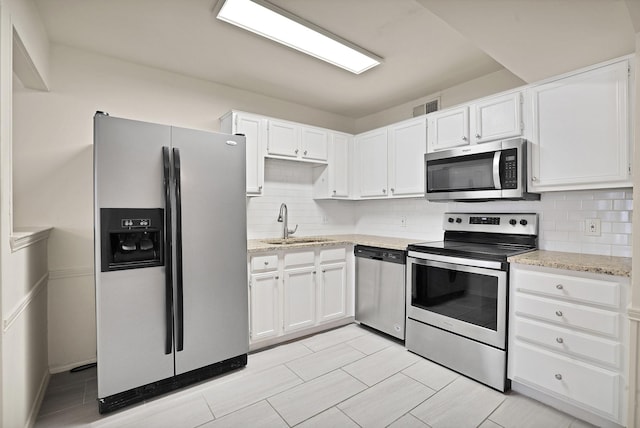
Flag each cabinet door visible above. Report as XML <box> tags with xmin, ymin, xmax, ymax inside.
<box><xmin>267</xmin><ymin>119</ymin><xmax>299</xmax><ymax>158</ymax></box>
<box><xmin>318</xmin><ymin>262</ymin><xmax>347</xmax><ymax>323</ymax></box>
<box><xmin>235</xmin><ymin>113</ymin><xmax>265</xmax><ymax>195</ymax></box>
<box><xmin>427</xmin><ymin>106</ymin><xmax>469</xmax><ymax>151</ymax></box>
<box><xmin>249</xmin><ymin>272</ymin><xmax>280</xmax><ymax>342</ymax></box>
<box><xmin>330</xmin><ymin>133</ymin><xmax>350</xmax><ymax>197</ymax></box>
<box><xmin>283</xmin><ymin>267</ymin><xmax>316</xmax><ymax>332</ymax></box>
<box><xmin>472</xmin><ymin>92</ymin><xmax>522</xmax><ymax>144</ymax></box>
<box><xmin>356</xmin><ymin>129</ymin><xmax>388</xmax><ymax>197</ymax></box>
<box><xmin>388</xmin><ymin>117</ymin><xmax>427</xmax><ymax>196</ymax></box>
<box><xmin>529</xmin><ymin>61</ymin><xmax>630</xmax><ymax>191</ymax></box>
<box><xmin>301</xmin><ymin>126</ymin><xmax>329</xmax><ymax>161</ymax></box>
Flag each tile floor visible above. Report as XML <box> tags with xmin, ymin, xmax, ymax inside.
<box><xmin>36</xmin><ymin>324</ymin><xmax>594</xmax><ymax>427</ymax></box>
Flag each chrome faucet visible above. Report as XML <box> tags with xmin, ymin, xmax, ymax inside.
<box><xmin>277</xmin><ymin>203</ymin><xmax>298</xmax><ymax>239</ymax></box>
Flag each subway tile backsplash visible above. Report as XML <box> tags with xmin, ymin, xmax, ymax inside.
<box><xmin>246</xmin><ymin>160</ymin><xmax>632</xmax><ymax>257</ymax></box>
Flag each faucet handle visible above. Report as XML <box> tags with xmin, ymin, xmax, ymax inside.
<box><xmin>288</xmin><ymin>224</ymin><xmax>299</xmax><ymax>236</ymax></box>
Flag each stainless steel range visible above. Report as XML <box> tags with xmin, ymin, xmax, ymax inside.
<box><xmin>406</xmin><ymin>212</ymin><xmax>538</xmax><ymax>391</ymax></box>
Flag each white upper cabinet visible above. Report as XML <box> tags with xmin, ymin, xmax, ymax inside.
<box><xmin>388</xmin><ymin>116</ymin><xmax>427</xmax><ymax>196</ymax></box>
<box><xmin>471</xmin><ymin>92</ymin><xmax>522</xmax><ymax>144</ymax></box>
<box><xmin>301</xmin><ymin>127</ymin><xmax>329</xmax><ymax>161</ymax></box>
<box><xmin>526</xmin><ymin>60</ymin><xmax>631</xmax><ymax>191</ymax></box>
<box><xmin>267</xmin><ymin>119</ymin><xmax>328</xmax><ymax>163</ymax></box>
<box><xmin>355</xmin><ymin>116</ymin><xmax>427</xmax><ymax>199</ymax></box>
<box><xmin>313</xmin><ymin>132</ymin><xmax>352</xmax><ymax>199</ymax></box>
<box><xmin>427</xmin><ymin>92</ymin><xmax>523</xmax><ymax>152</ymax></box>
<box><xmin>219</xmin><ymin>110</ymin><xmax>266</xmax><ymax>196</ymax></box>
<box><xmin>355</xmin><ymin>128</ymin><xmax>389</xmax><ymax>198</ymax></box>
<box><xmin>267</xmin><ymin>119</ymin><xmax>299</xmax><ymax>158</ymax></box>
<box><xmin>427</xmin><ymin>106</ymin><xmax>469</xmax><ymax>151</ymax></box>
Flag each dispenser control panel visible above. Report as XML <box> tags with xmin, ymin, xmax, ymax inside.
<box><xmin>121</xmin><ymin>218</ymin><xmax>152</xmax><ymax>228</ymax></box>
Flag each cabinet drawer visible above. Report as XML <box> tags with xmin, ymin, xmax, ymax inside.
<box><xmin>513</xmin><ymin>317</ymin><xmax>621</xmax><ymax>368</ymax></box>
<box><xmin>319</xmin><ymin>247</ymin><xmax>346</xmax><ymax>264</ymax></box>
<box><xmin>511</xmin><ymin>341</ymin><xmax>619</xmax><ymax>420</ymax></box>
<box><xmin>250</xmin><ymin>254</ymin><xmax>278</xmax><ymax>272</ymax></box>
<box><xmin>514</xmin><ymin>294</ymin><xmax>620</xmax><ymax>338</ymax></box>
<box><xmin>513</xmin><ymin>268</ymin><xmax>620</xmax><ymax>308</ymax></box>
<box><xmin>284</xmin><ymin>251</ymin><xmax>315</xmax><ymax>268</ymax></box>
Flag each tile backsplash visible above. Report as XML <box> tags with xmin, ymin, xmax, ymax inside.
<box><xmin>246</xmin><ymin>160</ymin><xmax>632</xmax><ymax>257</ymax></box>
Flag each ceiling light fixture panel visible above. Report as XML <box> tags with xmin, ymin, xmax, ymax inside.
<box><xmin>214</xmin><ymin>0</ymin><xmax>382</xmax><ymax>74</ymax></box>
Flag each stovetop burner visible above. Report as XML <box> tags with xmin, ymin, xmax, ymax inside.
<box><xmin>408</xmin><ymin>213</ymin><xmax>539</xmax><ymax>262</ymax></box>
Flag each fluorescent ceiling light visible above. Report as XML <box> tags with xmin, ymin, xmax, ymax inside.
<box><xmin>215</xmin><ymin>0</ymin><xmax>382</xmax><ymax>74</ymax></box>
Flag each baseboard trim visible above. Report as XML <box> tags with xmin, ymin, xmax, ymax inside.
<box><xmin>49</xmin><ymin>357</ymin><xmax>97</xmax><ymax>375</ymax></box>
<box><xmin>25</xmin><ymin>368</ymin><xmax>50</xmax><ymax>428</ymax></box>
<box><xmin>3</xmin><ymin>272</ymin><xmax>48</xmax><ymax>333</ymax></box>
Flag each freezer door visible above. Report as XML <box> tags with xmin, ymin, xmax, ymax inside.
<box><xmin>170</xmin><ymin>126</ymin><xmax>249</xmax><ymax>374</ymax></box>
<box><xmin>94</xmin><ymin>114</ymin><xmax>174</xmax><ymax>398</ymax></box>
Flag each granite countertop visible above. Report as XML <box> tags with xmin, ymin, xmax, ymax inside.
<box><xmin>508</xmin><ymin>250</ymin><xmax>632</xmax><ymax>278</ymax></box>
<box><xmin>247</xmin><ymin>234</ymin><xmax>425</xmax><ymax>253</ymax></box>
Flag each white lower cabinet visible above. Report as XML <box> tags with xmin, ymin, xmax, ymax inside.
<box><xmin>248</xmin><ymin>246</ymin><xmax>352</xmax><ymax>349</ymax></box>
<box><xmin>508</xmin><ymin>263</ymin><xmax>629</xmax><ymax>426</ymax></box>
<box><xmin>283</xmin><ymin>266</ymin><xmax>316</xmax><ymax>333</ymax></box>
<box><xmin>317</xmin><ymin>262</ymin><xmax>347</xmax><ymax>322</ymax></box>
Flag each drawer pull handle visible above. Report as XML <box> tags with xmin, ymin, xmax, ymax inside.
<box><xmin>556</xmin><ymin>284</ymin><xmax>563</xmax><ymax>290</ymax></box>
<box><xmin>556</xmin><ymin>337</ymin><xmax>564</xmax><ymax>344</ymax></box>
<box><xmin>555</xmin><ymin>310</ymin><xmax>563</xmax><ymax>317</ymax></box>
<box><xmin>555</xmin><ymin>373</ymin><xmax>563</xmax><ymax>380</ymax></box>
<box><xmin>264</xmin><ymin>261</ymin><xmax>269</xmax><ymax>265</ymax></box>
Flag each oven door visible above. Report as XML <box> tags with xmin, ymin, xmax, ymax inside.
<box><xmin>407</xmin><ymin>253</ymin><xmax>507</xmax><ymax>349</ymax></box>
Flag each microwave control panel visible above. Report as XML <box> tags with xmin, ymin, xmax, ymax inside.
<box><xmin>501</xmin><ymin>149</ymin><xmax>518</xmax><ymax>189</ymax></box>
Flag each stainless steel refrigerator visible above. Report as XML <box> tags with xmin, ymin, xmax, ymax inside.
<box><xmin>93</xmin><ymin>112</ymin><xmax>248</xmax><ymax>413</ymax></box>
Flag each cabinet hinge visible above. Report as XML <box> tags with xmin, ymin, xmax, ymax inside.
<box><xmin>520</xmin><ymin>122</ymin><xmax>524</xmax><ymax>132</ymax></box>
<box><xmin>519</xmin><ymin>93</ymin><xmax>524</xmax><ymax>105</ymax></box>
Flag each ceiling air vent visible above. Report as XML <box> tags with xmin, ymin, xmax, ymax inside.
<box><xmin>413</xmin><ymin>98</ymin><xmax>440</xmax><ymax>117</ymax></box>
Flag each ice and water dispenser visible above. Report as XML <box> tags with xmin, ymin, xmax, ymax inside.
<box><xmin>100</xmin><ymin>208</ymin><xmax>164</xmax><ymax>272</ymax></box>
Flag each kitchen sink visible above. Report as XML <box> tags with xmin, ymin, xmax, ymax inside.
<box><xmin>261</xmin><ymin>237</ymin><xmax>332</xmax><ymax>245</ymax></box>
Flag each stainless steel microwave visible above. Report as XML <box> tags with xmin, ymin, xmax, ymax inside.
<box><xmin>425</xmin><ymin>138</ymin><xmax>540</xmax><ymax>202</ymax></box>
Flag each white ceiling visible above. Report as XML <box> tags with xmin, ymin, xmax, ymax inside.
<box><xmin>34</xmin><ymin>0</ymin><xmax>638</xmax><ymax>119</ymax></box>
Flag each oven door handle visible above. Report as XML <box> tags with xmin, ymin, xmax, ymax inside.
<box><xmin>407</xmin><ymin>251</ymin><xmax>504</xmax><ymax>271</ymax></box>
<box><xmin>493</xmin><ymin>150</ymin><xmax>502</xmax><ymax>190</ymax></box>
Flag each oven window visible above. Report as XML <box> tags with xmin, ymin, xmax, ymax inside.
<box><xmin>411</xmin><ymin>263</ymin><xmax>498</xmax><ymax>331</ymax></box>
<box><xmin>427</xmin><ymin>152</ymin><xmax>496</xmax><ymax>192</ymax></box>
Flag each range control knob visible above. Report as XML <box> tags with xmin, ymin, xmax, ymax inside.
<box><xmin>509</xmin><ymin>219</ymin><xmax>517</xmax><ymax>226</ymax></box>
<box><xmin>456</xmin><ymin>218</ymin><xmax>462</xmax><ymax>224</ymax></box>
<box><xmin>448</xmin><ymin>217</ymin><xmax>454</xmax><ymax>223</ymax></box>
<box><xmin>520</xmin><ymin>219</ymin><xmax>528</xmax><ymax>226</ymax></box>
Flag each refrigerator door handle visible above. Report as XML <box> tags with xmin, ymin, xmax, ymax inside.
<box><xmin>162</xmin><ymin>146</ymin><xmax>174</xmax><ymax>355</ymax></box>
<box><xmin>173</xmin><ymin>147</ymin><xmax>184</xmax><ymax>352</ymax></box>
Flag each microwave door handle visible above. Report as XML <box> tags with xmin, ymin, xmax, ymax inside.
<box><xmin>493</xmin><ymin>151</ymin><xmax>502</xmax><ymax>190</ymax></box>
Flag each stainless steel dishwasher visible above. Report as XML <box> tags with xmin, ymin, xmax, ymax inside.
<box><xmin>355</xmin><ymin>245</ymin><xmax>406</xmax><ymax>340</ymax></box>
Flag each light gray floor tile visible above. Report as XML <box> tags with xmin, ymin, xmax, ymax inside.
<box><xmin>38</xmin><ymin>383</ymin><xmax>86</xmax><ymax>417</ymax></box>
<box><xmin>202</xmin><ymin>364</ymin><xmax>302</xmax><ymax>417</ymax></box>
<box><xmin>342</xmin><ymin>345</ymin><xmax>420</xmax><ymax>386</ymax></box>
<box><xmin>35</xmin><ymin>401</ymin><xmax>104</xmax><ymax>428</ymax></box>
<box><xmin>268</xmin><ymin>369</ymin><xmax>367</xmax><ymax>426</ymax></box>
<box><xmin>300</xmin><ymin>324</ymin><xmax>367</xmax><ymax>352</ymax></box>
<box><xmin>200</xmin><ymin>401</ymin><xmax>287</xmax><ymax>428</ymax></box>
<box><xmin>488</xmin><ymin>392</ymin><xmax>575</xmax><ymax>428</ymax></box>
<box><xmin>569</xmin><ymin>418</ymin><xmax>598</xmax><ymax>427</ymax></box>
<box><xmin>247</xmin><ymin>341</ymin><xmax>313</xmax><ymax>373</ymax></box>
<box><xmin>47</xmin><ymin>366</ymin><xmax>97</xmax><ymax>390</ymax></box>
<box><xmin>402</xmin><ymin>358</ymin><xmax>459</xmax><ymax>391</ymax></box>
<box><xmin>411</xmin><ymin>376</ymin><xmax>505</xmax><ymax>428</ymax></box>
<box><xmin>338</xmin><ymin>373</ymin><xmax>435</xmax><ymax>428</ymax></box>
<box><xmin>286</xmin><ymin>343</ymin><xmax>366</xmax><ymax>381</ymax></box>
<box><xmin>296</xmin><ymin>407</ymin><xmax>359</xmax><ymax>428</ymax></box>
<box><xmin>479</xmin><ymin>420</ymin><xmax>504</xmax><ymax>428</ymax></box>
<box><xmin>346</xmin><ymin>330</ymin><xmax>397</xmax><ymax>354</ymax></box>
<box><xmin>388</xmin><ymin>413</ymin><xmax>431</xmax><ymax>428</ymax></box>
<box><xmin>97</xmin><ymin>393</ymin><xmax>213</xmax><ymax>428</ymax></box>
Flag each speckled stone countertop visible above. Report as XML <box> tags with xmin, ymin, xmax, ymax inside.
<box><xmin>508</xmin><ymin>250</ymin><xmax>632</xmax><ymax>277</ymax></box>
<box><xmin>247</xmin><ymin>234</ymin><xmax>425</xmax><ymax>253</ymax></box>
